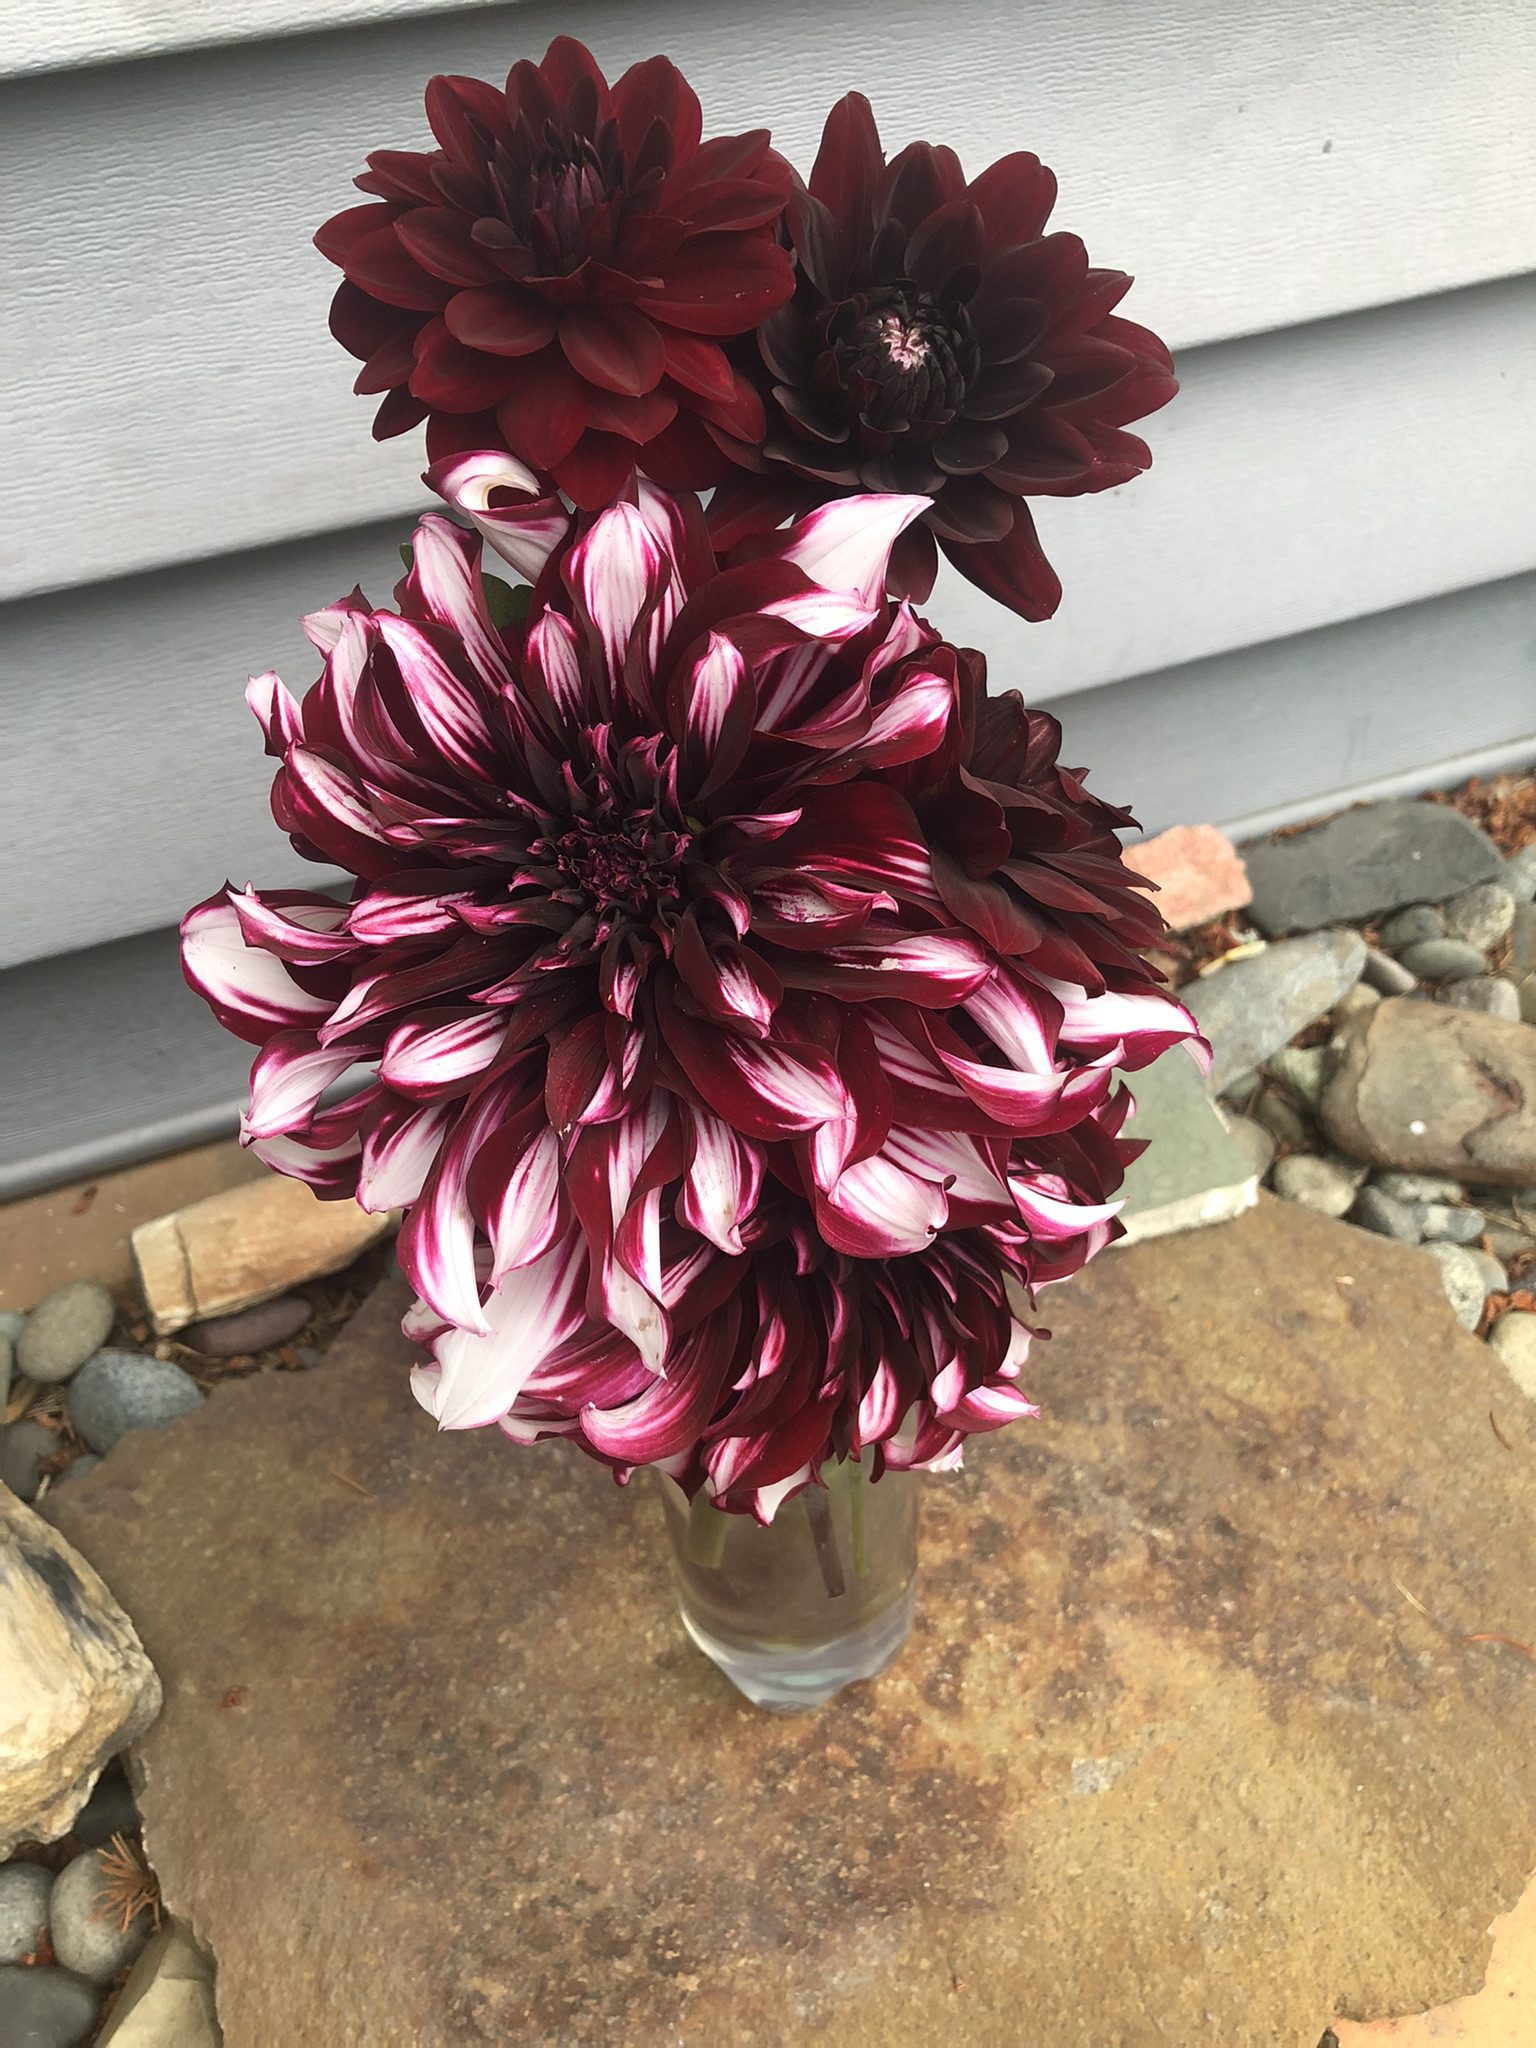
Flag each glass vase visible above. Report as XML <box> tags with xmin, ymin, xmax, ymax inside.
<box><xmin>655</xmin><ymin>1462</ymin><xmax>918</xmax><ymax>1712</ymax></box>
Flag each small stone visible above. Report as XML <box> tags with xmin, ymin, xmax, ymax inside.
<box><xmin>0</xmin><ymin>1860</ymin><xmax>52</xmax><ymax>1964</ymax></box>
<box><xmin>51</xmin><ymin>1849</ymin><xmax>153</xmax><ymax>1985</ymax></box>
<box><xmin>1272</xmin><ymin>1153</ymin><xmax>1365</xmax><ymax>1218</ymax></box>
<box><xmin>1441</xmin><ymin>974</ymin><xmax>1520</xmax><ymax>1020</ymax></box>
<box><xmin>1484</xmin><ymin>1221</ymin><xmax>1535</xmax><ymax>1263</ymax></box>
<box><xmin>1489</xmin><ymin>1311</ymin><xmax>1536</xmax><ymax>1397</ymax></box>
<box><xmin>1444</xmin><ymin>880</ymin><xmax>1515</xmax><ymax>950</ymax></box>
<box><xmin>0</xmin><ymin>1334</ymin><xmax>11</xmax><ymax>1414</ymax></box>
<box><xmin>1518</xmin><ymin>975</ymin><xmax>1536</xmax><ymax>1025</ymax></box>
<box><xmin>1361</xmin><ymin>948</ymin><xmax>1417</xmax><ymax>996</ymax></box>
<box><xmin>0</xmin><ymin>1422</ymin><xmax>59</xmax><ymax>1504</ymax></box>
<box><xmin>1250</xmin><ymin>1086</ymin><xmax>1313</xmax><ymax>1152</ymax></box>
<box><xmin>1416</xmin><ymin>1203</ymin><xmax>1486</xmax><ymax>1245</ymax></box>
<box><xmin>67</xmin><ymin>1353</ymin><xmax>203</xmax><ymax>1457</ymax></box>
<box><xmin>1334</xmin><ymin>983</ymin><xmax>1382</xmax><ymax>1024</ymax></box>
<box><xmin>0</xmin><ymin>1965</ymin><xmax>100</xmax><ymax>2047</ymax></box>
<box><xmin>1425</xmin><ymin>1243</ymin><xmax>1497</xmax><ymax>1332</ymax></box>
<box><xmin>1183</xmin><ymin>930</ymin><xmax>1366</xmax><ymax>1094</ymax></box>
<box><xmin>1265</xmin><ymin>1044</ymin><xmax>1327</xmax><ymax>1108</ymax></box>
<box><xmin>1352</xmin><ymin>1186</ymin><xmax>1422</xmax><ymax>1244</ymax></box>
<box><xmin>1378</xmin><ymin>904</ymin><xmax>1445</xmax><ymax>952</ymax></box>
<box><xmin>1467</xmin><ymin>1248</ymin><xmax>1508</xmax><ymax>1295</ymax></box>
<box><xmin>1115</xmin><ymin>1050</ymin><xmax>1261</xmax><ymax>1245</ymax></box>
<box><xmin>0</xmin><ymin>1313</ymin><xmax>26</xmax><ymax>1346</ymax></box>
<box><xmin>1223</xmin><ymin>1115</ymin><xmax>1276</xmax><ymax>1182</ymax></box>
<box><xmin>1242</xmin><ymin>800</ymin><xmax>1502</xmax><ymax>934</ymax></box>
<box><xmin>1125</xmin><ymin>825</ymin><xmax>1252</xmax><ymax>932</ymax></box>
<box><xmin>1217</xmin><ymin>1069</ymin><xmax>1260</xmax><ymax>1107</ymax></box>
<box><xmin>182</xmin><ymin>1294</ymin><xmax>310</xmax><ymax>1359</ymax></box>
<box><xmin>95</xmin><ymin>1921</ymin><xmax>220</xmax><ymax>2048</ymax></box>
<box><xmin>1510</xmin><ymin>902</ymin><xmax>1536</xmax><ymax>977</ymax></box>
<box><xmin>1321</xmin><ymin>1003</ymin><xmax>1536</xmax><ymax>1185</ymax></box>
<box><xmin>1397</xmin><ymin>939</ymin><xmax>1488</xmax><ymax>983</ymax></box>
<box><xmin>1502</xmin><ymin>845</ymin><xmax>1536</xmax><ymax>904</ymax></box>
<box><xmin>0</xmin><ymin>1488</ymin><xmax>161</xmax><ymax>1858</ymax></box>
<box><xmin>1376</xmin><ymin>1171</ymin><xmax>1467</xmax><ymax>1204</ymax></box>
<box><xmin>51</xmin><ymin>1455</ymin><xmax>102</xmax><ymax>1489</ymax></box>
<box><xmin>16</xmin><ymin>1284</ymin><xmax>115</xmax><ymax>1388</ymax></box>
<box><xmin>71</xmin><ymin>1760</ymin><xmax>139</xmax><ymax>1849</ymax></box>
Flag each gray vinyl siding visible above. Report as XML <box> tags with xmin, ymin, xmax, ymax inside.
<box><xmin>2</xmin><ymin>0</ymin><xmax>1534</xmax><ymax>1191</ymax></box>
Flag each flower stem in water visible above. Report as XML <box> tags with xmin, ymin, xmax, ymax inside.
<box><xmin>803</xmin><ymin>1485</ymin><xmax>847</xmax><ymax>1599</ymax></box>
<box><xmin>686</xmin><ymin>1488</ymin><xmax>729</xmax><ymax>1568</ymax></box>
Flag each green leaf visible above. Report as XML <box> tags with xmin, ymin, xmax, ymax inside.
<box><xmin>398</xmin><ymin>542</ymin><xmax>414</xmax><ymax>569</ymax></box>
<box><xmin>483</xmin><ymin>574</ymin><xmax>534</xmax><ymax>630</ymax></box>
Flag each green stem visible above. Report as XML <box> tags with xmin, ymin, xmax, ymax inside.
<box><xmin>803</xmin><ymin>1486</ymin><xmax>847</xmax><ymax>1599</ymax></box>
<box><xmin>849</xmin><ymin>1458</ymin><xmax>869</xmax><ymax>1579</ymax></box>
<box><xmin>685</xmin><ymin>1488</ymin><xmax>729</xmax><ymax>1568</ymax></box>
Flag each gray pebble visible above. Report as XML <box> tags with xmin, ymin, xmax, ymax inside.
<box><xmin>1441</xmin><ymin>974</ymin><xmax>1521</xmax><ymax>1020</ymax></box>
<box><xmin>1224</xmin><ymin>1114</ymin><xmax>1276</xmax><ymax>1181</ymax></box>
<box><xmin>0</xmin><ymin>1862</ymin><xmax>52</xmax><ymax>1964</ymax></box>
<box><xmin>1334</xmin><ymin>982</ymin><xmax>1382</xmax><ymax>1024</ymax></box>
<box><xmin>183</xmin><ymin>1293</ymin><xmax>311</xmax><ymax>1359</ymax></box>
<box><xmin>1396</xmin><ymin>938</ymin><xmax>1489</xmax><ymax>983</ymax></box>
<box><xmin>1426</xmin><ymin>1242</ymin><xmax>1498</xmax><ymax>1332</ymax></box>
<box><xmin>71</xmin><ymin>1763</ymin><xmax>139</xmax><ymax>1849</ymax></box>
<box><xmin>1416</xmin><ymin>1203</ymin><xmax>1486</xmax><ymax>1245</ymax></box>
<box><xmin>1377</xmin><ymin>903</ymin><xmax>1445</xmax><ymax>951</ymax></box>
<box><xmin>1503</xmin><ymin>844</ymin><xmax>1536</xmax><ymax>904</ymax></box>
<box><xmin>1485</xmin><ymin>1220</ymin><xmax>1536</xmax><ymax>1263</ymax></box>
<box><xmin>1361</xmin><ymin>947</ymin><xmax>1417</xmax><ymax>995</ymax></box>
<box><xmin>16</xmin><ymin>1283</ymin><xmax>115</xmax><ymax>1387</ymax></box>
<box><xmin>1467</xmin><ymin>1248</ymin><xmax>1508</xmax><ymax>1294</ymax></box>
<box><xmin>1250</xmin><ymin>1085</ymin><xmax>1312</xmax><ymax>1152</ymax></box>
<box><xmin>0</xmin><ymin>1965</ymin><xmax>100</xmax><ymax>2047</ymax></box>
<box><xmin>51</xmin><ymin>1454</ymin><xmax>102</xmax><ymax>1489</ymax></box>
<box><xmin>1265</xmin><ymin>1043</ymin><xmax>1327</xmax><ymax>1107</ymax></box>
<box><xmin>0</xmin><ymin>1311</ymin><xmax>25</xmax><ymax>1345</ymax></box>
<box><xmin>50</xmin><ymin>1850</ymin><xmax>152</xmax><ymax>1986</ymax></box>
<box><xmin>66</xmin><ymin>1352</ymin><xmax>203</xmax><ymax>1456</ymax></box>
<box><xmin>1272</xmin><ymin>1152</ymin><xmax>1365</xmax><ymax>1218</ymax></box>
<box><xmin>1490</xmin><ymin>1310</ymin><xmax>1536</xmax><ymax>1395</ymax></box>
<box><xmin>1217</xmin><ymin>1069</ymin><xmax>1260</xmax><ymax>1107</ymax></box>
<box><xmin>1511</xmin><ymin>902</ymin><xmax>1536</xmax><ymax>977</ymax></box>
<box><xmin>1376</xmin><ymin>1171</ymin><xmax>1467</xmax><ymax>1205</ymax></box>
<box><xmin>1352</xmin><ymin>1185</ymin><xmax>1422</xmax><ymax>1244</ymax></box>
<box><xmin>1518</xmin><ymin>974</ymin><xmax>1536</xmax><ymax>1025</ymax></box>
<box><xmin>1444</xmin><ymin>880</ymin><xmax>1515</xmax><ymax>950</ymax></box>
<box><xmin>0</xmin><ymin>1422</ymin><xmax>58</xmax><ymax>1503</ymax></box>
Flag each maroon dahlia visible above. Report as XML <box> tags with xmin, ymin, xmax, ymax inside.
<box><xmin>315</xmin><ymin>36</ymin><xmax>794</xmax><ymax>505</ymax></box>
<box><xmin>708</xmin><ymin>93</ymin><xmax>1178</xmax><ymax>619</ymax></box>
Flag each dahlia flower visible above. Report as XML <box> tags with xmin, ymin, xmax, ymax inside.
<box><xmin>708</xmin><ymin>93</ymin><xmax>1178</xmax><ymax>620</ymax></box>
<box><xmin>181</xmin><ymin>458</ymin><xmax>1200</xmax><ymax>1517</ymax></box>
<box><xmin>315</xmin><ymin>36</ymin><xmax>793</xmax><ymax>506</ymax></box>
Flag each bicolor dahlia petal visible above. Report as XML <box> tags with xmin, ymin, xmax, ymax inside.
<box><xmin>711</xmin><ymin>93</ymin><xmax>1176</xmax><ymax>619</ymax></box>
<box><xmin>184</xmin><ymin>472</ymin><xmax>1202</xmax><ymax>1513</ymax></box>
<box><xmin>317</xmin><ymin>38</ymin><xmax>794</xmax><ymax>499</ymax></box>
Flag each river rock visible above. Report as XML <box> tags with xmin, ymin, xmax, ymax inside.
<box><xmin>1415</xmin><ymin>1203</ymin><xmax>1486</xmax><ymax>1245</ymax></box>
<box><xmin>0</xmin><ymin>1423</ymin><xmax>58</xmax><ymax>1504</ymax></box>
<box><xmin>1125</xmin><ymin>825</ymin><xmax>1251</xmax><ymax>932</ymax></box>
<box><xmin>0</xmin><ymin>1860</ymin><xmax>52</xmax><ymax>1963</ymax></box>
<box><xmin>182</xmin><ymin>1294</ymin><xmax>310</xmax><ymax>1359</ymax></box>
<box><xmin>0</xmin><ymin>1313</ymin><xmax>26</xmax><ymax>1346</ymax></box>
<box><xmin>1442</xmin><ymin>974</ymin><xmax>1521</xmax><ymax>1019</ymax></box>
<box><xmin>0</xmin><ymin>1965</ymin><xmax>99</xmax><ymax>2047</ymax></box>
<box><xmin>1396</xmin><ymin>938</ymin><xmax>1488</xmax><ymax>984</ymax></box>
<box><xmin>44</xmin><ymin>1221</ymin><xmax>1536</xmax><ymax>2047</ymax></box>
<box><xmin>1489</xmin><ymin>1312</ymin><xmax>1536</xmax><ymax>1397</ymax></box>
<box><xmin>1444</xmin><ymin>880</ymin><xmax>1516</xmax><ymax>950</ymax></box>
<box><xmin>67</xmin><ymin>1354</ymin><xmax>203</xmax><ymax>1456</ymax></box>
<box><xmin>0</xmin><ymin>1485</ymin><xmax>161</xmax><ymax>1856</ymax></box>
<box><xmin>1223</xmin><ymin>1114</ymin><xmax>1276</xmax><ymax>1181</ymax></box>
<box><xmin>1243</xmin><ymin>801</ymin><xmax>1502</xmax><ymax>934</ymax></box>
<box><xmin>1272</xmin><ymin>1153</ymin><xmax>1364</xmax><ymax>1218</ymax></box>
<box><xmin>0</xmin><ymin>1335</ymin><xmax>11</xmax><ymax>1412</ymax></box>
<box><xmin>1321</xmin><ymin>1001</ymin><xmax>1536</xmax><ymax>1185</ymax></box>
<box><xmin>1183</xmin><ymin>930</ymin><xmax>1365</xmax><ymax>1094</ymax></box>
<box><xmin>1334</xmin><ymin>982</ymin><xmax>1381</xmax><ymax>1024</ymax></box>
<box><xmin>1266</xmin><ymin>1043</ymin><xmax>1328</xmax><ymax>1107</ymax></box>
<box><xmin>1361</xmin><ymin>947</ymin><xmax>1418</xmax><ymax>996</ymax></box>
<box><xmin>1352</xmin><ymin>1186</ymin><xmax>1422</xmax><ymax>1244</ymax></box>
<box><xmin>1378</xmin><ymin>904</ymin><xmax>1445</xmax><ymax>952</ymax></box>
<box><xmin>1425</xmin><ymin>1243</ymin><xmax>1497</xmax><ymax>1332</ymax></box>
<box><xmin>50</xmin><ymin>1849</ymin><xmax>152</xmax><ymax>1985</ymax></box>
<box><xmin>1251</xmin><ymin>1086</ymin><xmax>1312</xmax><ymax>1151</ymax></box>
<box><xmin>95</xmin><ymin>1922</ymin><xmax>220</xmax><ymax>2048</ymax></box>
<box><xmin>1503</xmin><ymin>844</ymin><xmax>1536</xmax><ymax>902</ymax></box>
<box><xmin>16</xmin><ymin>1285</ymin><xmax>116</xmax><ymax>1389</ymax></box>
<box><xmin>1375</xmin><ymin>1171</ymin><xmax>1467</xmax><ymax>1204</ymax></box>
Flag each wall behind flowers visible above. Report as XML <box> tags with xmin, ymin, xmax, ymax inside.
<box><xmin>1</xmin><ymin>0</ymin><xmax>1534</xmax><ymax>1191</ymax></box>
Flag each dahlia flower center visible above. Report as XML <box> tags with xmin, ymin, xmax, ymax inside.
<box><xmin>833</xmin><ymin>287</ymin><xmax>977</xmax><ymax>432</ymax></box>
<box><xmin>525</xmin><ymin>131</ymin><xmax>621</xmax><ymax>272</ymax></box>
<box><xmin>540</xmin><ymin>814</ymin><xmax>689</xmax><ymax>931</ymax></box>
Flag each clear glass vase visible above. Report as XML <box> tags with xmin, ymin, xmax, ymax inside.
<box><xmin>655</xmin><ymin>1463</ymin><xmax>918</xmax><ymax>1712</ymax></box>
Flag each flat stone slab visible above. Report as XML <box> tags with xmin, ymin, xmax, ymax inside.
<box><xmin>1243</xmin><ymin>799</ymin><xmax>1502</xmax><ymax>935</ymax></box>
<box><xmin>49</xmin><ymin>1203</ymin><xmax>1536</xmax><ymax>2046</ymax></box>
<box><xmin>1116</xmin><ymin>1048</ymin><xmax>1258</xmax><ymax>1244</ymax></box>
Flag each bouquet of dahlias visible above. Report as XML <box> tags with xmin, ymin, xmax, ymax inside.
<box><xmin>182</xmin><ymin>39</ymin><xmax>1201</xmax><ymax>1553</ymax></box>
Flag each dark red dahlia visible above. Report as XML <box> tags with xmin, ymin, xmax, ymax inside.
<box><xmin>315</xmin><ymin>37</ymin><xmax>794</xmax><ymax>506</ymax></box>
<box><xmin>708</xmin><ymin>93</ymin><xmax>1178</xmax><ymax>619</ymax></box>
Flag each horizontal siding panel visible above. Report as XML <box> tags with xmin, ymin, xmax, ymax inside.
<box><xmin>3</xmin><ymin>0</ymin><xmax>1535</xmax><ymax>598</ymax></box>
<box><xmin>1057</xmin><ymin>571</ymin><xmax>1536</xmax><ymax>843</ymax></box>
<box><xmin>5</xmin><ymin>570</ymin><xmax>1532</xmax><ymax>1198</ymax></box>
<box><xmin>6</xmin><ymin>273</ymin><xmax>1535</xmax><ymax>970</ymax></box>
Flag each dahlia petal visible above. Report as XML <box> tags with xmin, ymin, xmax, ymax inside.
<box><xmin>808</xmin><ymin>92</ymin><xmax>882</xmax><ymax>245</ymax></box>
<box><xmin>243</xmin><ymin>1032</ymin><xmax>364</xmax><ymax>1142</ymax></box>
<box><xmin>567</xmin><ymin>501</ymin><xmax>671</xmax><ymax>686</ymax></box>
<box><xmin>776</xmin><ymin>930</ymin><xmax>991</xmax><ymax>1007</ymax></box>
<box><xmin>637</xmin><ymin>236</ymin><xmax>794</xmax><ymax>336</ymax></box>
<box><xmin>379</xmin><ymin>1009</ymin><xmax>507</xmax><ymax>1096</ymax></box>
<box><xmin>245</xmin><ymin>671</ymin><xmax>304</xmax><ymax>758</ymax></box>
<box><xmin>250</xmin><ymin>1126</ymin><xmax>362</xmax><ymax>1194</ymax></box>
<box><xmin>280</xmin><ymin>745</ymin><xmax>398</xmax><ymax>877</ymax></box>
<box><xmin>671</xmin><ymin>629</ymin><xmax>752</xmax><ymax>789</ymax></box>
<box><xmin>1036</xmin><ymin>974</ymin><xmax>1208</xmax><ymax>1072</ymax></box>
<box><xmin>347</xmin><ymin>880</ymin><xmax>468</xmax><ymax>943</ymax></box>
<box><xmin>779</xmin><ymin>493</ymin><xmax>932</xmax><ymax>611</ymax></box>
<box><xmin>680</xmin><ymin>1107</ymin><xmax>761</xmax><ymax>1256</ymax></box>
<box><xmin>481</xmin><ymin>1126</ymin><xmax>564</xmax><ymax>1282</ymax></box>
<box><xmin>661</xmin><ymin>1000</ymin><xmax>849</xmax><ymax>1140</ymax></box>
<box><xmin>558</xmin><ymin>305</ymin><xmax>666</xmax><ymax>398</ymax></box>
<box><xmin>229</xmin><ymin>887</ymin><xmax>355</xmax><ymax>964</ymax></box>
<box><xmin>342</xmin><ymin>226</ymin><xmax>451</xmax><ymax>312</ymax></box>
<box><xmin>814</xmin><ymin>1153</ymin><xmax>947</xmax><ymax>1257</ymax></box>
<box><xmin>372</xmin><ymin>614</ymin><xmax>497</xmax><ymax>780</ymax></box>
<box><xmin>417</xmin><ymin>1231</ymin><xmax>589</xmax><ymax>1430</ymax></box>
<box><xmin>495</xmin><ymin>349</ymin><xmax>592</xmax><ymax>471</ymax></box>
<box><xmin>181</xmin><ymin>893</ymin><xmax>333</xmax><ymax>1046</ymax></box>
<box><xmin>1009</xmin><ymin>1173</ymin><xmax>1123</xmax><ymax>1241</ymax></box>
<box><xmin>400</xmin><ymin>514</ymin><xmax>517</xmax><ymax>692</ymax></box>
<box><xmin>397</xmin><ymin>1078</ymin><xmax>522</xmax><ymax>1335</ymax></box>
<box><xmin>442</xmin><ymin>285</ymin><xmax>556</xmax><ymax>356</ymax></box>
<box><xmin>357</xmin><ymin>1098</ymin><xmax>453</xmax><ymax>1212</ymax></box>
